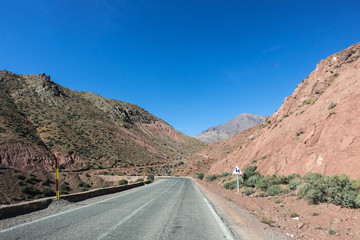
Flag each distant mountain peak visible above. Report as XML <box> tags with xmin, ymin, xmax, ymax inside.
<box><xmin>194</xmin><ymin>113</ymin><xmax>267</xmax><ymax>144</ymax></box>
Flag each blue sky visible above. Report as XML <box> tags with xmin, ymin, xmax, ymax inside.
<box><xmin>1</xmin><ymin>0</ymin><xmax>359</xmax><ymax>136</ymax></box>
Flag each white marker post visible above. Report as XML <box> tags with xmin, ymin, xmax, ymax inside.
<box><xmin>232</xmin><ymin>165</ymin><xmax>243</xmax><ymax>192</ymax></box>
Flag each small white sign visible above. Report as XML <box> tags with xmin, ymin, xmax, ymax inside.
<box><xmin>232</xmin><ymin>165</ymin><xmax>242</xmax><ymax>175</ymax></box>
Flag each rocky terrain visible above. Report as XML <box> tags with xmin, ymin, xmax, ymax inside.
<box><xmin>0</xmin><ymin>71</ymin><xmax>205</xmax><ymax>203</ymax></box>
<box><xmin>194</xmin><ymin>113</ymin><xmax>266</xmax><ymax>144</ymax></box>
<box><xmin>181</xmin><ymin>42</ymin><xmax>360</xmax><ymax>179</ymax></box>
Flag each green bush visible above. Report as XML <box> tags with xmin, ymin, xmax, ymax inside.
<box><xmin>223</xmin><ymin>180</ymin><xmax>237</xmax><ymax>190</ymax></box>
<box><xmin>255</xmin><ymin>175</ymin><xmax>278</xmax><ymax>191</ymax></box>
<box><xmin>267</xmin><ymin>185</ymin><xmax>282</xmax><ymax>196</ymax></box>
<box><xmin>219</xmin><ymin>172</ymin><xmax>231</xmax><ymax>178</ymax></box>
<box><xmin>17</xmin><ymin>180</ymin><xmax>25</xmax><ymax>186</ymax></box>
<box><xmin>60</xmin><ymin>182</ymin><xmax>70</xmax><ymax>194</ymax></box>
<box><xmin>278</xmin><ymin>175</ymin><xmax>290</xmax><ymax>184</ymax></box>
<box><xmin>21</xmin><ymin>185</ymin><xmax>41</xmax><ymax>196</ymax></box>
<box><xmin>196</xmin><ymin>172</ymin><xmax>205</xmax><ymax>180</ymax></box>
<box><xmin>288</xmin><ymin>181</ymin><xmax>302</xmax><ymax>191</ymax></box>
<box><xmin>354</xmin><ymin>194</ymin><xmax>360</xmax><ymax>207</ymax></box>
<box><xmin>42</xmin><ymin>178</ymin><xmax>51</xmax><ymax>186</ymax></box>
<box><xmin>245</xmin><ymin>175</ymin><xmax>262</xmax><ymax>187</ymax></box>
<box><xmin>42</xmin><ymin>188</ymin><xmax>56</xmax><ymax>197</ymax></box>
<box><xmin>328</xmin><ymin>102</ymin><xmax>337</xmax><ymax>110</ymax></box>
<box><xmin>206</xmin><ymin>174</ymin><xmax>218</xmax><ymax>182</ymax></box>
<box><xmin>343</xmin><ymin>191</ymin><xmax>358</xmax><ymax>208</ymax></box>
<box><xmin>147</xmin><ymin>174</ymin><xmax>155</xmax><ymax>182</ymax></box>
<box><xmin>326</xmin><ymin>175</ymin><xmax>354</xmax><ymax>206</ymax></box>
<box><xmin>288</xmin><ymin>173</ymin><xmax>301</xmax><ymax>180</ymax></box>
<box><xmin>118</xmin><ymin>179</ymin><xmax>128</xmax><ymax>185</ymax></box>
<box><xmin>242</xmin><ymin>166</ymin><xmax>260</xmax><ymax>185</ymax></box>
<box><xmin>78</xmin><ymin>181</ymin><xmax>90</xmax><ymax>188</ymax></box>
<box><xmin>242</xmin><ymin>188</ymin><xmax>255</xmax><ymax>196</ymax></box>
<box><xmin>135</xmin><ymin>178</ymin><xmax>144</xmax><ymax>182</ymax></box>
<box><xmin>13</xmin><ymin>173</ymin><xmax>25</xmax><ymax>180</ymax></box>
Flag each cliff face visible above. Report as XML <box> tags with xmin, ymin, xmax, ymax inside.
<box><xmin>0</xmin><ymin>71</ymin><xmax>205</xmax><ymax>174</ymax></box>
<box><xmin>194</xmin><ymin>113</ymin><xmax>266</xmax><ymax>144</ymax></box>
<box><xmin>185</xmin><ymin>43</ymin><xmax>360</xmax><ymax>178</ymax></box>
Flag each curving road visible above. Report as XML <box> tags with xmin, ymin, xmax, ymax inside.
<box><xmin>0</xmin><ymin>178</ymin><xmax>235</xmax><ymax>240</ymax></box>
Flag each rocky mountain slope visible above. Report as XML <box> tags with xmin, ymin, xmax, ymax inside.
<box><xmin>0</xmin><ymin>71</ymin><xmax>205</xmax><ymax>175</ymax></box>
<box><xmin>181</xmin><ymin>42</ymin><xmax>360</xmax><ymax>178</ymax></box>
<box><xmin>194</xmin><ymin>113</ymin><xmax>266</xmax><ymax>143</ymax></box>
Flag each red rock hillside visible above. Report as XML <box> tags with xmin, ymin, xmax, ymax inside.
<box><xmin>183</xmin><ymin>42</ymin><xmax>360</xmax><ymax>178</ymax></box>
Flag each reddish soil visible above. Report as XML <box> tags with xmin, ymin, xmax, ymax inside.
<box><xmin>182</xmin><ymin>43</ymin><xmax>360</xmax><ymax>179</ymax></box>
<box><xmin>197</xmin><ymin>177</ymin><xmax>360</xmax><ymax>240</ymax></box>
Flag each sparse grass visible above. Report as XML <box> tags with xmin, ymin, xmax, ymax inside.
<box><xmin>260</xmin><ymin>215</ymin><xmax>273</xmax><ymax>226</ymax></box>
<box><xmin>286</xmin><ymin>209</ymin><xmax>299</xmax><ymax>218</ymax></box>
<box><xmin>118</xmin><ymin>179</ymin><xmax>128</xmax><ymax>185</ymax></box>
<box><xmin>328</xmin><ymin>102</ymin><xmax>337</xmax><ymax>110</ymax></box>
<box><xmin>147</xmin><ymin>174</ymin><xmax>155</xmax><ymax>182</ymax></box>
<box><xmin>59</xmin><ymin>182</ymin><xmax>70</xmax><ymax>194</ymax></box>
<box><xmin>42</xmin><ymin>178</ymin><xmax>51</xmax><ymax>186</ymax></box>
<box><xmin>242</xmin><ymin>188</ymin><xmax>255</xmax><ymax>196</ymax></box>
<box><xmin>196</xmin><ymin>172</ymin><xmax>205</xmax><ymax>180</ymax></box>
<box><xmin>219</xmin><ymin>172</ymin><xmax>231</xmax><ymax>178</ymax></box>
<box><xmin>206</xmin><ymin>174</ymin><xmax>218</xmax><ymax>182</ymax></box>
<box><xmin>328</xmin><ymin>229</ymin><xmax>337</xmax><ymax>235</ymax></box>
<box><xmin>223</xmin><ymin>180</ymin><xmax>237</xmax><ymax>190</ymax></box>
<box><xmin>296</xmin><ymin>131</ymin><xmax>304</xmax><ymax>136</ymax></box>
<box><xmin>303</xmin><ymin>98</ymin><xmax>317</xmax><ymax>105</ymax></box>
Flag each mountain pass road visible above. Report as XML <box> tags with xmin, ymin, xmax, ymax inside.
<box><xmin>0</xmin><ymin>178</ymin><xmax>235</xmax><ymax>240</ymax></box>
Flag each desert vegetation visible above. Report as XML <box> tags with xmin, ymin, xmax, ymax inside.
<box><xmin>199</xmin><ymin>166</ymin><xmax>360</xmax><ymax>209</ymax></box>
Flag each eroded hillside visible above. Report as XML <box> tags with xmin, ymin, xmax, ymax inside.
<box><xmin>0</xmin><ymin>71</ymin><xmax>205</xmax><ymax>174</ymax></box>
<box><xmin>181</xmin><ymin>42</ymin><xmax>360</xmax><ymax>178</ymax></box>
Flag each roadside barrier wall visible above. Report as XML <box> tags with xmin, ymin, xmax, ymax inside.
<box><xmin>0</xmin><ymin>181</ymin><xmax>152</xmax><ymax>219</ymax></box>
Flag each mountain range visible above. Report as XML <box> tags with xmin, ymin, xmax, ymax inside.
<box><xmin>0</xmin><ymin>71</ymin><xmax>205</xmax><ymax>175</ymax></box>
<box><xmin>194</xmin><ymin>113</ymin><xmax>266</xmax><ymax>144</ymax></box>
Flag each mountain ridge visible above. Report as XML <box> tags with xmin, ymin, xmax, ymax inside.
<box><xmin>194</xmin><ymin>113</ymin><xmax>266</xmax><ymax>144</ymax></box>
<box><xmin>0</xmin><ymin>70</ymin><xmax>205</xmax><ymax>175</ymax></box>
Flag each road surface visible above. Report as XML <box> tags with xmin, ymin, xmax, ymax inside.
<box><xmin>0</xmin><ymin>178</ymin><xmax>235</xmax><ymax>240</ymax></box>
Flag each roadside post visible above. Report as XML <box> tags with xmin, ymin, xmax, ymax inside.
<box><xmin>143</xmin><ymin>170</ymin><xmax>146</xmax><ymax>183</ymax></box>
<box><xmin>232</xmin><ymin>165</ymin><xmax>243</xmax><ymax>192</ymax></box>
<box><xmin>55</xmin><ymin>156</ymin><xmax>59</xmax><ymax>200</ymax></box>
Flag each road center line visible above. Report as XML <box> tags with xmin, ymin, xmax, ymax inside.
<box><xmin>97</xmin><ymin>179</ymin><xmax>180</xmax><ymax>240</ymax></box>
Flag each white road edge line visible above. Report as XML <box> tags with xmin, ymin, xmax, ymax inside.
<box><xmin>0</xmin><ymin>180</ymin><xmax>162</xmax><ymax>234</ymax></box>
<box><xmin>97</xmin><ymin>179</ymin><xmax>180</xmax><ymax>240</ymax></box>
<box><xmin>203</xmin><ymin>197</ymin><xmax>234</xmax><ymax>240</ymax></box>
<box><xmin>192</xmin><ymin>181</ymin><xmax>235</xmax><ymax>240</ymax></box>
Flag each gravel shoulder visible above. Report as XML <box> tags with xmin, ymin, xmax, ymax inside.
<box><xmin>193</xmin><ymin>178</ymin><xmax>290</xmax><ymax>240</ymax></box>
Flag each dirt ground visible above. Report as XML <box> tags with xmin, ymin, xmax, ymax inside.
<box><xmin>195</xmin><ymin>178</ymin><xmax>360</xmax><ymax>240</ymax></box>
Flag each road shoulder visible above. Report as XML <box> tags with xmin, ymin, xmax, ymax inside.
<box><xmin>193</xmin><ymin>178</ymin><xmax>290</xmax><ymax>240</ymax></box>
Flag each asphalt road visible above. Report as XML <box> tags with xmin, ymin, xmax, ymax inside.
<box><xmin>0</xmin><ymin>178</ymin><xmax>235</xmax><ymax>240</ymax></box>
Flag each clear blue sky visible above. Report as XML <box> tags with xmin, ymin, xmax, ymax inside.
<box><xmin>1</xmin><ymin>0</ymin><xmax>359</xmax><ymax>136</ymax></box>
